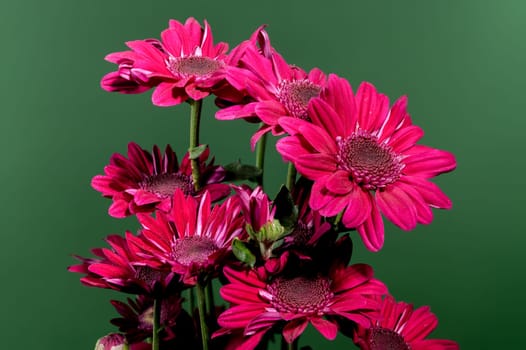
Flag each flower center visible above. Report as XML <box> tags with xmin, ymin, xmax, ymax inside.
<box><xmin>336</xmin><ymin>130</ymin><xmax>403</xmax><ymax>190</ymax></box>
<box><xmin>267</xmin><ymin>276</ymin><xmax>332</xmax><ymax>314</ymax></box>
<box><xmin>369</xmin><ymin>327</ymin><xmax>411</xmax><ymax>350</ymax></box>
<box><xmin>134</xmin><ymin>265</ymin><xmax>165</xmax><ymax>286</ymax></box>
<box><xmin>172</xmin><ymin>236</ymin><xmax>218</xmax><ymax>266</ymax></box>
<box><xmin>290</xmin><ymin>223</ymin><xmax>313</xmax><ymax>246</ymax></box>
<box><xmin>277</xmin><ymin>79</ymin><xmax>321</xmax><ymax>120</ymax></box>
<box><xmin>167</xmin><ymin>56</ymin><xmax>223</xmax><ymax>77</ymax></box>
<box><xmin>139</xmin><ymin>173</ymin><xmax>194</xmax><ymax>198</ymax></box>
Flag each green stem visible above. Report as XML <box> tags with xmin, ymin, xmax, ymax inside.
<box><xmin>286</xmin><ymin>162</ymin><xmax>297</xmax><ymax>191</ymax></box>
<box><xmin>189</xmin><ymin>99</ymin><xmax>203</xmax><ymax>191</ymax></box>
<box><xmin>334</xmin><ymin>211</ymin><xmax>344</xmax><ymax>229</ymax></box>
<box><xmin>196</xmin><ymin>279</ymin><xmax>209</xmax><ymax>350</ymax></box>
<box><xmin>205</xmin><ymin>279</ymin><xmax>215</xmax><ymax>317</ymax></box>
<box><xmin>255</xmin><ymin>128</ymin><xmax>267</xmax><ymax>187</ymax></box>
<box><xmin>288</xmin><ymin>338</ymin><xmax>299</xmax><ymax>350</ymax></box>
<box><xmin>152</xmin><ymin>298</ymin><xmax>161</xmax><ymax>350</ymax></box>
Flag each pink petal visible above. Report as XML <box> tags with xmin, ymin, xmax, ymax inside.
<box><xmin>310</xmin><ymin>318</ymin><xmax>338</xmax><ymax>340</ymax></box>
<box><xmin>357</xmin><ymin>199</ymin><xmax>385</xmax><ymax>251</ymax></box>
<box><xmin>282</xmin><ymin>318</ymin><xmax>309</xmax><ymax>343</ymax></box>
<box><xmin>388</xmin><ymin>125</ymin><xmax>424</xmax><ymax>153</ymax></box>
<box><xmin>339</xmin><ymin>184</ymin><xmax>372</xmax><ymax>228</ymax></box>
<box><xmin>376</xmin><ymin>185</ymin><xmax>418</xmax><ymax>231</ymax></box>
<box><xmin>403</xmin><ymin>146</ymin><xmax>456</xmax><ymax>178</ymax></box>
<box><xmin>400</xmin><ymin>176</ymin><xmax>452</xmax><ymax>209</ymax></box>
<box><xmin>151</xmin><ymin>82</ymin><xmax>188</xmax><ymax>106</ymax></box>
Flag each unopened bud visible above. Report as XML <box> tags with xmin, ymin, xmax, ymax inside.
<box><xmin>94</xmin><ymin>333</ymin><xmax>128</xmax><ymax>350</ymax></box>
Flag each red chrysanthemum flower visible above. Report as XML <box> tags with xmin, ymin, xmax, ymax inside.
<box><xmin>91</xmin><ymin>142</ymin><xmax>230</xmax><ymax>218</ymax></box>
<box><xmin>111</xmin><ymin>294</ymin><xmax>198</xmax><ymax>347</ymax></box>
<box><xmin>101</xmin><ymin>18</ymin><xmax>234</xmax><ymax>106</ymax></box>
<box><xmin>68</xmin><ymin>234</ymin><xmax>178</xmax><ymax>296</ymax></box>
<box><xmin>216</xmin><ymin>27</ymin><xmax>327</xmax><ymax>148</ymax></box>
<box><xmin>215</xmin><ymin>263</ymin><xmax>387</xmax><ymax>349</ymax></box>
<box><xmin>353</xmin><ymin>295</ymin><xmax>459</xmax><ymax>350</ymax></box>
<box><xmin>126</xmin><ymin>189</ymin><xmax>245</xmax><ymax>285</ymax></box>
<box><xmin>277</xmin><ymin>74</ymin><xmax>456</xmax><ymax>251</ymax></box>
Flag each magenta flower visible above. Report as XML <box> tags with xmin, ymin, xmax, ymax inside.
<box><xmin>353</xmin><ymin>295</ymin><xmax>459</xmax><ymax>350</ymax></box>
<box><xmin>277</xmin><ymin>74</ymin><xmax>456</xmax><ymax>251</ymax></box>
<box><xmin>216</xmin><ymin>27</ymin><xmax>327</xmax><ymax>148</ymax></box>
<box><xmin>91</xmin><ymin>142</ymin><xmax>230</xmax><ymax>218</ymax></box>
<box><xmin>101</xmin><ymin>18</ymin><xmax>232</xmax><ymax>106</ymax></box>
<box><xmin>215</xmin><ymin>263</ymin><xmax>387</xmax><ymax>349</ymax></box>
<box><xmin>126</xmin><ymin>189</ymin><xmax>245</xmax><ymax>285</ymax></box>
<box><xmin>111</xmin><ymin>294</ymin><xmax>197</xmax><ymax>347</ymax></box>
<box><xmin>68</xmin><ymin>234</ymin><xmax>177</xmax><ymax>296</ymax></box>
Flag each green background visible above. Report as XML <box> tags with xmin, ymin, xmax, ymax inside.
<box><xmin>1</xmin><ymin>0</ymin><xmax>524</xmax><ymax>349</ymax></box>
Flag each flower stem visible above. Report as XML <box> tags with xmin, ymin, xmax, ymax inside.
<box><xmin>288</xmin><ymin>338</ymin><xmax>299</xmax><ymax>350</ymax></box>
<box><xmin>196</xmin><ymin>279</ymin><xmax>209</xmax><ymax>350</ymax></box>
<box><xmin>286</xmin><ymin>162</ymin><xmax>297</xmax><ymax>191</ymax></box>
<box><xmin>152</xmin><ymin>298</ymin><xmax>161</xmax><ymax>350</ymax></box>
<box><xmin>205</xmin><ymin>279</ymin><xmax>215</xmax><ymax>317</ymax></box>
<box><xmin>189</xmin><ymin>99</ymin><xmax>203</xmax><ymax>191</ymax></box>
<box><xmin>255</xmin><ymin>127</ymin><xmax>267</xmax><ymax>187</ymax></box>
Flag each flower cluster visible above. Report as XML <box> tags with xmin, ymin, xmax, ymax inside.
<box><xmin>70</xmin><ymin>17</ymin><xmax>458</xmax><ymax>350</ymax></box>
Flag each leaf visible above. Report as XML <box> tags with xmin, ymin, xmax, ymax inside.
<box><xmin>273</xmin><ymin>185</ymin><xmax>298</xmax><ymax>230</ymax></box>
<box><xmin>224</xmin><ymin>160</ymin><xmax>263</xmax><ymax>181</ymax></box>
<box><xmin>188</xmin><ymin>144</ymin><xmax>208</xmax><ymax>160</ymax></box>
<box><xmin>232</xmin><ymin>238</ymin><xmax>256</xmax><ymax>267</ymax></box>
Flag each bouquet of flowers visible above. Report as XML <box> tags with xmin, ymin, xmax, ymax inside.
<box><xmin>69</xmin><ymin>17</ymin><xmax>459</xmax><ymax>350</ymax></box>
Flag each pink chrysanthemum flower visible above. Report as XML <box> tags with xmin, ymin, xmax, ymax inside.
<box><xmin>215</xmin><ymin>263</ymin><xmax>387</xmax><ymax>349</ymax></box>
<box><xmin>216</xmin><ymin>27</ymin><xmax>327</xmax><ymax>148</ymax></box>
<box><xmin>111</xmin><ymin>294</ymin><xmax>197</xmax><ymax>347</ymax></box>
<box><xmin>126</xmin><ymin>189</ymin><xmax>245</xmax><ymax>285</ymax></box>
<box><xmin>277</xmin><ymin>74</ymin><xmax>456</xmax><ymax>251</ymax></box>
<box><xmin>91</xmin><ymin>142</ymin><xmax>230</xmax><ymax>218</ymax></box>
<box><xmin>353</xmin><ymin>295</ymin><xmax>459</xmax><ymax>350</ymax></box>
<box><xmin>68</xmin><ymin>234</ymin><xmax>177</xmax><ymax>296</ymax></box>
<box><xmin>101</xmin><ymin>18</ymin><xmax>232</xmax><ymax>106</ymax></box>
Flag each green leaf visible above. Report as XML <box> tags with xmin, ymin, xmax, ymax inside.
<box><xmin>188</xmin><ymin>144</ymin><xmax>208</xmax><ymax>160</ymax></box>
<box><xmin>273</xmin><ymin>185</ymin><xmax>298</xmax><ymax>230</ymax></box>
<box><xmin>232</xmin><ymin>238</ymin><xmax>256</xmax><ymax>267</ymax></box>
<box><xmin>224</xmin><ymin>160</ymin><xmax>263</xmax><ymax>181</ymax></box>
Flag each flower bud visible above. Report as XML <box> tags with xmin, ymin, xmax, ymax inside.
<box><xmin>94</xmin><ymin>333</ymin><xmax>128</xmax><ymax>350</ymax></box>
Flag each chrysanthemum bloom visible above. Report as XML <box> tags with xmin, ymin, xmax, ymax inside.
<box><xmin>101</xmin><ymin>17</ymin><xmax>235</xmax><ymax>106</ymax></box>
<box><xmin>68</xmin><ymin>234</ymin><xmax>178</xmax><ymax>296</ymax></box>
<box><xmin>216</xmin><ymin>27</ymin><xmax>327</xmax><ymax>148</ymax></box>
<box><xmin>215</xmin><ymin>262</ymin><xmax>387</xmax><ymax>349</ymax></box>
<box><xmin>277</xmin><ymin>74</ymin><xmax>456</xmax><ymax>251</ymax></box>
<box><xmin>91</xmin><ymin>142</ymin><xmax>230</xmax><ymax>218</ymax></box>
<box><xmin>126</xmin><ymin>189</ymin><xmax>245</xmax><ymax>285</ymax></box>
<box><xmin>111</xmin><ymin>294</ymin><xmax>198</xmax><ymax>347</ymax></box>
<box><xmin>353</xmin><ymin>295</ymin><xmax>459</xmax><ymax>350</ymax></box>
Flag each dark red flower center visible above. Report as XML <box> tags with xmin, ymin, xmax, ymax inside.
<box><xmin>267</xmin><ymin>276</ymin><xmax>332</xmax><ymax>314</ymax></box>
<box><xmin>277</xmin><ymin>79</ymin><xmax>321</xmax><ymax>120</ymax></box>
<box><xmin>134</xmin><ymin>265</ymin><xmax>165</xmax><ymax>286</ymax></box>
<box><xmin>290</xmin><ymin>223</ymin><xmax>313</xmax><ymax>246</ymax></box>
<box><xmin>139</xmin><ymin>173</ymin><xmax>194</xmax><ymax>198</ymax></box>
<box><xmin>168</xmin><ymin>56</ymin><xmax>223</xmax><ymax>77</ymax></box>
<box><xmin>172</xmin><ymin>236</ymin><xmax>218</xmax><ymax>266</ymax></box>
<box><xmin>369</xmin><ymin>327</ymin><xmax>410</xmax><ymax>350</ymax></box>
<box><xmin>336</xmin><ymin>130</ymin><xmax>403</xmax><ymax>190</ymax></box>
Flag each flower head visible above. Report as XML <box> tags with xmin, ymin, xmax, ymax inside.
<box><xmin>111</xmin><ymin>294</ymin><xmax>198</xmax><ymax>347</ymax></box>
<box><xmin>127</xmin><ymin>189</ymin><xmax>245</xmax><ymax>285</ymax></box>
<box><xmin>216</xmin><ymin>27</ymin><xmax>327</xmax><ymax>149</ymax></box>
<box><xmin>215</xmin><ymin>261</ymin><xmax>387</xmax><ymax>349</ymax></box>
<box><xmin>68</xmin><ymin>234</ymin><xmax>177</xmax><ymax>296</ymax></box>
<box><xmin>101</xmin><ymin>18</ymin><xmax>233</xmax><ymax>106</ymax></box>
<box><xmin>277</xmin><ymin>74</ymin><xmax>456</xmax><ymax>251</ymax></box>
<box><xmin>91</xmin><ymin>142</ymin><xmax>229</xmax><ymax>218</ymax></box>
<box><xmin>353</xmin><ymin>295</ymin><xmax>459</xmax><ymax>350</ymax></box>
